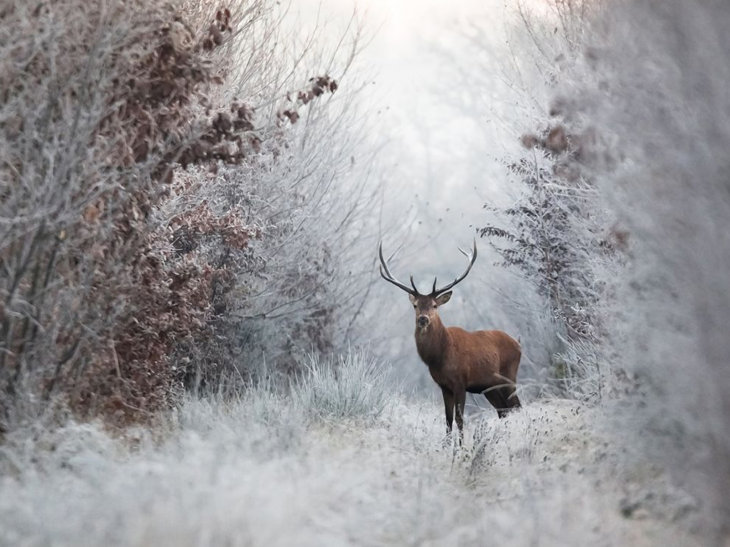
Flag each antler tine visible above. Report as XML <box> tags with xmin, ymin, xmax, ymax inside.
<box><xmin>432</xmin><ymin>238</ymin><xmax>478</xmax><ymax>295</ymax></box>
<box><xmin>432</xmin><ymin>277</ymin><xmax>438</xmax><ymax>294</ymax></box>
<box><xmin>378</xmin><ymin>241</ymin><xmax>418</xmax><ymax>296</ymax></box>
<box><xmin>409</xmin><ymin>275</ymin><xmax>419</xmax><ymax>294</ymax></box>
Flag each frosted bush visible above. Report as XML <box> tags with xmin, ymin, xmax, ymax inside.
<box><xmin>291</xmin><ymin>349</ymin><xmax>394</xmax><ymax>424</ymax></box>
<box><xmin>532</xmin><ymin>0</ymin><xmax>730</xmax><ymax>534</ymax></box>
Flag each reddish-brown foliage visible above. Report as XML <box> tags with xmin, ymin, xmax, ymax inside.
<box><xmin>0</xmin><ymin>0</ymin><xmax>339</xmax><ymax>428</ymax></box>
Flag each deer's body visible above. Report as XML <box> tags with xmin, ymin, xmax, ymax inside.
<box><xmin>379</xmin><ymin>239</ymin><xmax>522</xmax><ymax>440</ymax></box>
<box><xmin>416</xmin><ymin>321</ymin><xmax>521</xmax><ymax>395</ymax></box>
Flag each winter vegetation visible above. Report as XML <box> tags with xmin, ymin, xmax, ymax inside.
<box><xmin>1</xmin><ymin>0</ymin><xmax>729</xmax><ymax>545</ymax></box>
<box><xmin>0</xmin><ymin>350</ymin><xmax>697</xmax><ymax>547</ymax></box>
<box><xmin>0</xmin><ymin>0</ymin><xmax>377</xmax><ymax>428</ymax></box>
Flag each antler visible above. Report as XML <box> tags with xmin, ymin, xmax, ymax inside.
<box><xmin>378</xmin><ymin>241</ymin><xmax>419</xmax><ymax>296</ymax></box>
<box><xmin>378</xmin><ymin>239</ymin><xmax>478</xmax><ymax>297</ymax></box>
<box><xmin>431</xmin><ymin>238</ymin><xmax>478</xmax><ymax>296</ymax></box>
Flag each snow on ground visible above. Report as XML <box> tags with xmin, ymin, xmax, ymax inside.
<box><xmin>0</xmin><ymin>386</ymin><xmax>697</xmax><ymax>547</ymax></box>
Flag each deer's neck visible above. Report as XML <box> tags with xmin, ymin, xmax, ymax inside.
<box><xmin>415</xmin><ymin>315</ymin><xmax>450</xmax><ymax>369</ymax></box>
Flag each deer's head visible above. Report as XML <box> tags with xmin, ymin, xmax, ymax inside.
<box><xmin>378</xmin><ymin>240</ymin><xmax>477</xmax><ymax>332</ymax></box>
<box><xmin>409</xmin><ymin>291</ymin><xmax>452</xmax><ymax>330</ymax></box>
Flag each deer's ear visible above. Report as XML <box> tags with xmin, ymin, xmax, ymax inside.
<box><xmin>409</xmin><ymin>293</ymin><xmax>417</xmax><ymax>305</ymax></box>
<box><xmin>435</xmin><ymin>291</ymin><xmax>452</xmax><ymax>307</ymax></box>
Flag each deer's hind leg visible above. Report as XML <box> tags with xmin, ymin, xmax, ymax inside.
<box><xmin>484</xmin><ymin>389</ymin><xmax>508</xmax><ymax>418</ymax></box>
<box><xmin>484</xmin><ymin>386</ymin><xmax>520</xmax><ymax>419</ymax></box>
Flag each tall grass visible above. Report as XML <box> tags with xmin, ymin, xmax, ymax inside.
<box><xmin>291</xmin><ymin>349</ymin><xmax>394</xmax><ymax>424</ymax></box>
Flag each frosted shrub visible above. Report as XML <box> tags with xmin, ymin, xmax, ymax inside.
<box><xmin>0</xmin><ymin>0</ymin><xmax>244</xmax><ymax>427</ymax></box>
<box><xmin>532</xmin><ymin>0</ymin><xmax>730</xmax><ymax>535</ymax></box>
<box><xmin>0</xmin><ymin>0</ymin><xmax>370</xmax><ymax>429</ymax></box>
<box><xmin>291</xmin><ymin>350</ymin><xmax>393</xmax><ymax>424</ymax></box>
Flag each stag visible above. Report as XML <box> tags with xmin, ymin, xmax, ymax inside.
<box><xmin>378</xmin><ymin>240</ymin><xmax>522</xmax><ymax>439</ymax></box>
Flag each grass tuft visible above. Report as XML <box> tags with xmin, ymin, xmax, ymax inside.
<box><xmin>291</xmin><ymin>349</ymin><xmax>394</xmax><ymax>424</ymax></box>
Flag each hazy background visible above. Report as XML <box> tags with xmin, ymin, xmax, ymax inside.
<box><xmin>299</xmin><ymin>0</ymin><xmax>513</xmax><ymax>232</ymax></box>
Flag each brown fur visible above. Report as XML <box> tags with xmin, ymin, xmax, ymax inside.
<box><xmin>410</xmin><ymin>293</ymin><xmax>522</xmax><ymax>439</ymax></box>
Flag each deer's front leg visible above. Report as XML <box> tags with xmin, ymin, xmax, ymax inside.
<box><xmin>441</xmin><ymin>386</ymin><xmax>454</xmax><ymax>436</ymax></box>
<box><xmin>454</xmin><ymin>388</ymin><xmax>467</xmax><ymax>445</ymax></box>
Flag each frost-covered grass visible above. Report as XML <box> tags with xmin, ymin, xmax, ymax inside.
<box><xmin>0</xmin><ymin>353</ymin><xmax>697</xmax><ymax>547</ymax></box>
<box><xmin>291</xmin><ymin>351</ymin><xmax>394</xmax><ymax>424</ymax></box>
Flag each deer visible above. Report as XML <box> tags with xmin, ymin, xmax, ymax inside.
<box><xmin>378</xmin><ymin>239</ymin><xmax>522</xmax><ymax>441</ymax></box>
